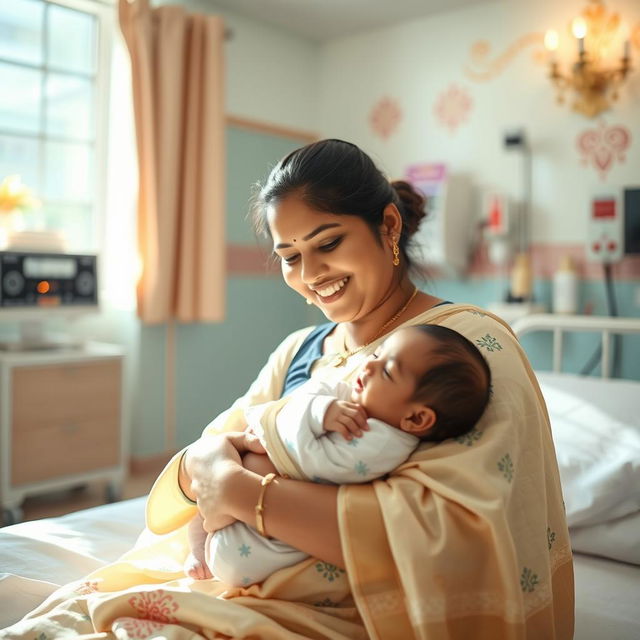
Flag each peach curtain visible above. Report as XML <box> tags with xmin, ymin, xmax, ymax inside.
<box><xmin>118</xmin><ymin>0</ymin><xmax>225</xmax><ymax>324</ymax></box>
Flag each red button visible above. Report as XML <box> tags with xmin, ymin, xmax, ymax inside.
<box><xmin>608</xmin><ymin>240</ymin><xmax>617</xmax><ymax>252</ymax></box>
<box><xmin>593</xmin><ymin>242</ymin><xmax>601</xmax><ymax>252</ymax></box>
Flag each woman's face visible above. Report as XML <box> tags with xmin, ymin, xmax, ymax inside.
<box><xmin>266</xmin><ymin>195</ymin><xmax>396</xmax><ymax>323</ymax></box>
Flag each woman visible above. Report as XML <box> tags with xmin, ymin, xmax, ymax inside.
<box><xmin>3</xmin><ymin>140</ymin><xmax>573</xmax><ymax>640</ymax></box>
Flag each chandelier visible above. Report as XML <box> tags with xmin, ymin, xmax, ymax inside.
<box><xmin>544</xmin><ymin>0</ymin><xmax>633</xmax><ymax>118</ymax></box>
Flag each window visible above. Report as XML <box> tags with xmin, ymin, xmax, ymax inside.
<box><xmin>0</xmin><ymin>0</ymin><xmax>113</xmax><ymax>251</ymax></box>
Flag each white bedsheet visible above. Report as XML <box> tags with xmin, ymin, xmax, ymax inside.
<box><xmin>537</xmin><ymin>371</ymin><xmax>640</xmax><ymax>568</ymax></box>
<box><xmin>2</xmin><ymin>496</ymin><xmax>640</xmax><ymax>636</ymax></box>
<box><xmin>0</xmin><ymin>497</ymin><xmax>146</xmax><ymax>628</ymax></box>
<box><xmin>574</xmin><ymin>553</ymin><xmax>640</xmax><ymax>640</ymax></box>
<box><xmin>536</xmin><ymin>371</ymin><xmax>639</xmax><ymax>427</ymax></box>
<box><xmin>2</xmin><ymin>371</ymin><xmax>640</xmax><ymax>635</ymax></box>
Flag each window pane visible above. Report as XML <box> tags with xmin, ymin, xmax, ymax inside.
<box><xmin>46</xmin><ymin>73</ymin><xmax>93</xmax><ymax>140</ymax></box>
<box><xmin>0</xmin><ymin>134</ymin><xmax>39</xmax><ymax>192</ymax></box>
<box><xmin>47</xmin><ymin>4</ymin><xmax>96</xmax><ymax>75</ymax></box>
<box><xmin>41</xmin><ymin>201</ymin><xmax>93</xmax><ymax>251</ymax></box>
<box><xmin>43</xmin><ymin>141</ymin><xmax>93</xmax><ymax>201</ymax></box>
<box><xmin>0</xmin><ymin>0</ymin><xmax>43</xmax><ymax>66</ymax></box>
<box><xmin>0</xmin><ymin>62</ymin><xmax>42</xmax><ymax>134</ymax></box>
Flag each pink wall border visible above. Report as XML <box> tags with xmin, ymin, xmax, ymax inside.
<box><xmin>467</xmin><ymin>243</ymin><xmax>640</xmax><ymax>280</ymax></box>
<box><xmin>227</xmin><ymin>244</ymin><xmax>279</xmax><ymax>276</ymax></box>
<box><xmin>227</xmin><ymin>243</ymin><xmax>640</xmax><ymax>280</ymax></box>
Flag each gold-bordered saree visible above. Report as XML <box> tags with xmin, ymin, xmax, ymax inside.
<box><xmin>2</xmin><ymin>304</ymin><xmax>574</xmax><ymax>640</ymax></box>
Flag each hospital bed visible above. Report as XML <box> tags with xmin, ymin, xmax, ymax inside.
<box><xmin>512</xmin><ymin>313</ymin><xmax>640</xmax><ymax>640</ymax></box>
<box><xmin>1</xmin><ymin>313</ymin><xmax>639</xmax><ymax>638</ymax></box>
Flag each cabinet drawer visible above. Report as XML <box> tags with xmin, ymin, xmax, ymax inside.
<box><xmin>12</xmin><ymin>360</ymin><xmax>121</xmax><ymax>433</ymax></box>
<box><xmin>11</xmin><ymin>415</ymin><xmax>121</xmax><ymax>485</ymax></box>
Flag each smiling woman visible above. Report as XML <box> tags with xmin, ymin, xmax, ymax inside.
<box><xmin>254</xmin><ymin>139</ymin><xmax>438</xmax><ymax>358</ymax></box>
<box><xmin>2</xmin><ymin>140</ymin><xmax>574</xmax><ymax>640</ymax></box>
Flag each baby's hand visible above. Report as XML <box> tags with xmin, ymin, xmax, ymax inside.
<box><xmin>323</xmin><ymin>400</ymin><xmax>369</xmax><ymax>440</ymax></box>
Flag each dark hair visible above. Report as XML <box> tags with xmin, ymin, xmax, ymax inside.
<box><xmin>409</xmin><ymin>325</ymin><xmax>491</xmax><ymax>442</ymax></box>
<box><xmin>251</xmin><ymin>139</ymin><xmax>427</xmax><ymax>272</ymax></box>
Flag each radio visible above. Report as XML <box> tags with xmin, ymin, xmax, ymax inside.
<box><xmin>0</xmin><ymin>251</ymin><xmax>98</xmax><ymax>310</ymax></box>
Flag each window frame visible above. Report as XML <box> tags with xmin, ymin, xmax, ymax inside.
<box><xmin>0</xmin><ymin>0</ymin><xmax>115</xmax><ymax>252</ymax></box>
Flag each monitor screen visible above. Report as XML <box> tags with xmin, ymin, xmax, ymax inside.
<box><xmin>624</xmin><ymin>188</ymin><xmax>640</xmax><ymax>255</ymax></box>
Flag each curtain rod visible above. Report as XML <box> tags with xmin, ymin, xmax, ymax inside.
<box><xmin>84</xmin><ymin>0</ymin><xmax>235</xmax><ymax>39</ymax></box>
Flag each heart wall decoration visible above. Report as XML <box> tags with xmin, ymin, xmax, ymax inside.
<box><xmin>576</xmin><ymin>121</ymin><xmax>631</xmax><ymax>180</ymax></box>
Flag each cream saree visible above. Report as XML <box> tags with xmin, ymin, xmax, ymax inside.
<box><xmin>0</xmin><ymin>304</ymin><xmax>573</xmax><ymax>639</ymax></box>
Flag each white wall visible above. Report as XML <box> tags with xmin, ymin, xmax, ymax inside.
<box><xmin>317</xmin><ymin>0</ymin><xmax>640</xmax><ymax>246</ymax></box>
<box><xmin>160</xmin><ymin>0</ymin><xmax>320</xmax><ymax>132</ymax></box>
<box><xmin>94</xmin><ymin>0</ymin><xmax>639</xmax><ymax>457</ymax></box>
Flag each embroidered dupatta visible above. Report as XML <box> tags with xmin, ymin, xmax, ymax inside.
<box><xmin>2</xmin><ymin>305</ymin><xmax>573</xmax><ymax>640</ymax></box>
<box><xmin>337</xmin><ymin>304</ymin><xmax>574</xmax><ymax>639</ymax></box>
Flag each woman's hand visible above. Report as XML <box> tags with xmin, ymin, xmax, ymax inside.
<box><xmin>183</xmin><ymin>432</ymin><xmax>265</xmax><ymax>533</ymax></box>
<box><xmin>242</xmin><ymin>451</ymin><xmax>278</xmax><ymax>476</ymax></box>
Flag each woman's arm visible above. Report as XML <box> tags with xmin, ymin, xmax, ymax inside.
<box><xmin>182</xmin><ymin>433</ymin><xmax>345</xmax><ymax>568</ymax></box>
<box><xmin>225</xmin><ymin>466</ymin><xmax>344</xmax><ymax>568</ymax></box>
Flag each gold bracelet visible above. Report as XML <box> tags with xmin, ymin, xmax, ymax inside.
<box><xmin>178</xmin><ymin>449</ymin><xmax>196</xmax><ymax>505</ymax></box>
<box><xmin>255</xmin><ymin>472</ymin><xmax>277</xmax><ymax>537</ymax></box>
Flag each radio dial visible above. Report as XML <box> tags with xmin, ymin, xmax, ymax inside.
<box><xmin>3</xmin><ymin>270</ymin><xmax>24</xmax><ymax>296</ymax></box>
<box><xmin>75</xmin><ymin>270</ymin><xmax>95</xmax><ymax>296</ymax></box>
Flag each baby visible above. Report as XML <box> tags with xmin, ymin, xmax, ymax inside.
<box><xmin>185</xmin><ymin>324</ymin><xmax>491</xmax><ymax>584</ymax></box>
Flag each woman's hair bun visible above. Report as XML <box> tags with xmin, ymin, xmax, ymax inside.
<box><xmin>391</xmin><ymin>180</ymin><xmax>427</xmax><ymax>236</ymax></box>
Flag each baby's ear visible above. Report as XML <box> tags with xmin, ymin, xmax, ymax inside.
<box><xmin>400</xmin><ymin>405</ymin><xmax>436</xmax><ymax>435</ymax></box>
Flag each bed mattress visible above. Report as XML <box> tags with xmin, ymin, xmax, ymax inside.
<box><xmin>1</xmin><ymin>497</ymin><xmax>640</xmax><ymax>636</ymax></box>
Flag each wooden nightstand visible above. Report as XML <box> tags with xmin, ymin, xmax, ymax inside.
<box><xmin>0</xmin><ymin>343</ymin><xmax>126</xmax><ymax>525</ymax></box>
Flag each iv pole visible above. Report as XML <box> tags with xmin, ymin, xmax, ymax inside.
<box><xmin>505</xmin><ymin>129</ymin><xmax>533</xmax><ymax>302</ymax></box>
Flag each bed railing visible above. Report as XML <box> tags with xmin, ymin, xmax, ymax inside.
<box><xmin>511</xmin><ymin>314</ymin><xmax>640</xmax><ymax>379</ymax></box>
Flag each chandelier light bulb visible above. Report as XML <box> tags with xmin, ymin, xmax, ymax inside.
<box><xmin>571</xmin><ymin>17</ymin><xmax>587</xmax><ymax>39</ymax></box>
<box><xmin>544</xmin><ymin>29</ymin><xmax>559</xmax><ymax>51</ymax></box>
<box><xmin>545</xmin><ymin>2</ymin><xmax>632</xmax><ymax>118</ymax></box>
<box><xmin>619</xmin><ymin>22</ymin><xmax>631</xmax><ymax>58</ymax></box>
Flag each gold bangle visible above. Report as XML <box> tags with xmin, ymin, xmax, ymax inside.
<box><xmin>255</xmin><ymin>472</ymin><xmax>277</xmax><ymax>538</ymax></box>
<box><xmin>178</xmin><ymin>449</ymin><xmax>196</xmax><ymax>505</ymax></box>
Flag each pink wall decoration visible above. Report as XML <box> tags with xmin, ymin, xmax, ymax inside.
<box><xmin>576</xmin><ymin>121</ymin><xmax>631</xmax><ymax>180</ymax></box>
<box><xmin>434</xmin><ymin>84</ymin><xmax>473</xmax><ymax>133</ymax></box>
<box><xmin>369</xmin><ymin>97</ymin><xmax>402</xmax><ymax>140</ymax></box>
<box><xmin>464</xmin><ymin>34</ymin><xmax>545</xmax><ymax>82</ymax></box>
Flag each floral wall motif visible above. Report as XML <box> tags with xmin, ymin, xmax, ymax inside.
<box><xmin>434</xmin><ymin>84</ymin><xmax>473</xmax><ymax>133</ymax></box>
<box><xmin>369</xmin><ymin>97</ymin><xmax>402</xmax><ymax>140</ymax></box>
<box><xmin>576</xmin><ymin>121</ymin><xmax>631</xmax><ymax>180</ymax></box>
<box><xmin>464</xmin><ymin>34</ymin><xmax>545</xmax><ymax>82</ymax></box>
<box><xmin>319</xmin><ymin>0</ymin><xmax>639</xmax><ymax>254</ymax></box>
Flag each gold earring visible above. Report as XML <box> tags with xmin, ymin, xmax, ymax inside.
<box><xmin>392</xmin><ymin>238</ymin><xmax>400</xmax><ymax>267</ymax></box>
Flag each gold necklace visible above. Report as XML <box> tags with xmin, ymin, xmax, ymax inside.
<box><xmin>332</xmin><ymin>287</ymin><xmax>419</xmax><ymax>367</ymax></box>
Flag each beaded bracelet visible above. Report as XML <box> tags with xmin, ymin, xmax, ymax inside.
<box><xmin>255</xmin><ymin>472</ymin><xmax>277</xmax><ymax>537</ymax></box>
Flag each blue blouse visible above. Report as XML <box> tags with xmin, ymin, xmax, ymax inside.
<box><xmin>280</xmin><ymin>301</ymin><xmax>453</xmax><ymax>397</ymax></box>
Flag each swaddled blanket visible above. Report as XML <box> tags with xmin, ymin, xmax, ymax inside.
<box><xmin>1</xmin><ymin>304</ymin><xmax>573</xmax><ymax>640</ymax></box>
<box><xmin>208</xmin><ymin>379</ymin><xmax>418</xmax><ymax>586</ymax></box>
<box><xmin>251</xmin><ymin>378</ymin><xmax>418</xmax><ymax>482</ymax></box>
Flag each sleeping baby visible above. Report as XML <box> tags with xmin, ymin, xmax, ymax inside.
<box><xmin>185</xmin><ymin>324</ymin><xmax>491</xmax><ymax>585</ymax></box>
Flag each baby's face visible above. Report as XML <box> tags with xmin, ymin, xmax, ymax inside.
<box><xmin>351</xmin><ymin>327</ymin><xmax>435</xmax><ymax>428</ymax></box>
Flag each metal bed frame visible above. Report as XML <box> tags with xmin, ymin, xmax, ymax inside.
<box><xmin>511</xmin><ymin>314</ymin><xmax>640</xmax><ymax>379</ymax></box>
